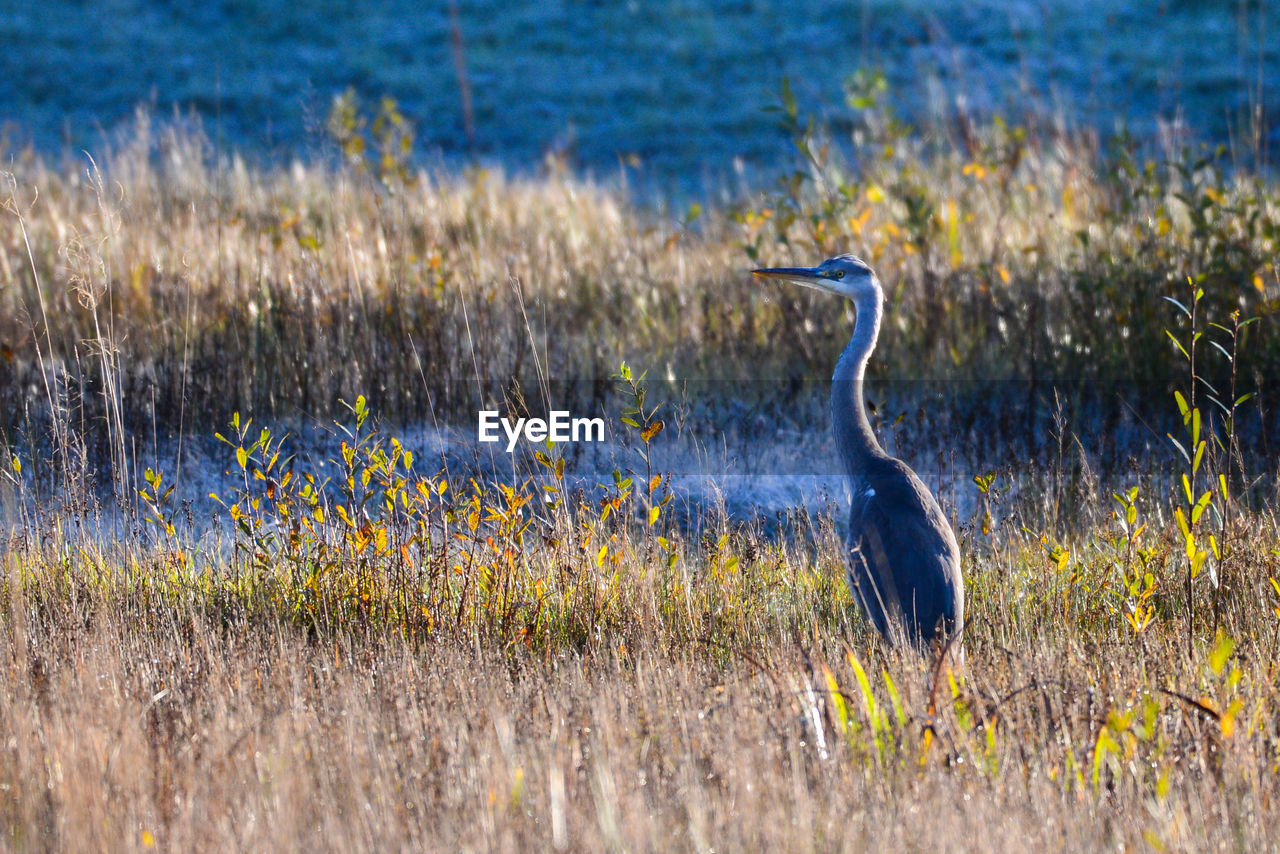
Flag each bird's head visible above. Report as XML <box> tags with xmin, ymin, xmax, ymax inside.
<box><xmin>751</xmin><ymin>254</ymin><xmax>879</xmax><ymax>301</ymax></box>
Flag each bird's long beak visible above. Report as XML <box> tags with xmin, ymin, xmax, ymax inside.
<box><xmin>752</xmin><ymin>266</ymin><xmax>832</xmax><ymax>293</ymax></box>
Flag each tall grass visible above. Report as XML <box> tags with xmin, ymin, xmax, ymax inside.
<box><xmin>3</xmin><ymin>433</ymin><xmax>1280</xmax><ymax>849</ymax></box>
<box><xmin>2</xmin><ymin>107</ymin><xmax>1277</xmax><ymax>443</ymax></box>
<box><xmin>3</xmin><ymin>102</ymin><xmax>1280</xmax><ymax>850</ymax></box>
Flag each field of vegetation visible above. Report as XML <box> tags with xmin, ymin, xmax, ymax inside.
<box><xmin>2</xmin><ymin>91</ymin><xmax>1280</xmax><ymax>850</ymax></box>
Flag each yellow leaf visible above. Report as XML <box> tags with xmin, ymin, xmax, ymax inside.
<box><xmin>866</xmin><ymin>185</ymin><xmax>886</xmax><ymax>203</ymax></box>
<box><xmin>1174</xmin><ymin>506</ymin><xmax>1190</xmax><ymax>539</ymax></box>
<box><xmin>848</xmin><ymin>208</ymin><xmax>872</xmax><ymax>235</ymax></box>
<box><xmin>996</xmin><ymin>265</ymin><xmax>1010</xmax><ymax>285</ymax></box>
<box><xmin>1220</xmin><ymin>700</ymin><xmax>1243</xmax><ymax>738</ymax></box>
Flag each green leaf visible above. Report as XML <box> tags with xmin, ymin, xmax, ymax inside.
<box><xmin>882</xmin><ymin>670</ymin><xmax>906</xmax><ymax>730</ymax></box>
<box><xmin>847</xmin><ymin>650</ymin><xmax>880</xmax><ymax>733</ymax></box>
<box><xmin>1173</xmin><ymin>390</ymin><xmax>1190</xmax><ymax>419</ymax></box>
<box><xmin>1191</xmin><ymin>490</ymin><xmax>1212</xmax><ymax>525</ymax></box>
<box><xmin>780</xmin><ymin>77</ymin><xmax>797</xmax><ymax>120</ymax></box>
<box><xmin>823</xmin><ymin>664</ymin><xmax>851</xmax><ymax>737</ymax></box>
<box><xmin>1208</xmin><ymin>632</ymin><xmax>1235</xmax><ymax>675</ymax></box>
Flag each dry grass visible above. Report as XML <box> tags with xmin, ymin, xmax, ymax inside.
<box><xmin>3</xmin><ymin>403</ymin><xmax>1280</xmax><ymax>851</ymax></box>
<box><xmin>2</xmin><ymin>112</ymin><xmax>1277</xmax><ymax>446</ymax></box>
<box><xmin>3</xmin><ymin>111</ymin><xmax>1280</xmax><ymax>851</ymax></box>
<box><xmin>4</xmin><ymin>523</ymin><xmax>1280</xmax><ymax>852</ymax></box>
<box><xmin>0</xmin><ymin>118</ymin><xmax>746</xmax><ymax>436</ymax></box>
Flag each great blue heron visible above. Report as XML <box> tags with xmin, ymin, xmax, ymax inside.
<box><xmin>753</xmin><ymin>254</ymin><xmax>964</xmax><ymax>651</ymax></box>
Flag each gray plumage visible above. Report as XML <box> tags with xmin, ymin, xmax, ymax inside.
<box><xmin>753</xmin><ymin>254</ymin><xmax>964</xmax><ymax>649</ymax></box>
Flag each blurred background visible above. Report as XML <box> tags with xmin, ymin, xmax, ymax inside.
<box><xmin>3</xmin><ymin>0</ymin><xmax>1277</xmax><ymax>195</ymax></box>
<box><xmin>2</xmin><ymin>0</ymin><xmax>1279</xmax><ymax>514</ymax></box>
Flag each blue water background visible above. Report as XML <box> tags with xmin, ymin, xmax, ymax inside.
<box><xmin>2</xmin><ymin>1</ymin><xmax>1276</xmax><ymax>194</ymax></box>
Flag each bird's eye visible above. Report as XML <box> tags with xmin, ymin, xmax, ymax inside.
<box><xmin>834</xmin><ymin>270</ymin><xmax>845</xmax><ymax>279</ymax></box>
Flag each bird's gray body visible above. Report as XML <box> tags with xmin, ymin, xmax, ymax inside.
<box><xmin>845</xmin><ymin>454</ymin><xmax>963</xmax><ymax>645</ymax></box>
<box><xmin>753</xmin><ymin>254</ymin><xmax>964</xmax><ymax>649</ymax></box>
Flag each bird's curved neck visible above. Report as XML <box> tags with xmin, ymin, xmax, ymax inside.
<box><xmin>832</xmin><ymin>287</ymin><xmax>887</xmax><ymax>474</ymax></box>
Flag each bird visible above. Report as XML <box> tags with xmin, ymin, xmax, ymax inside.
<box><xmin>753</xmin><ymin>254</ymin><xmax>964</xmax><ymax>653</ymax></box>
